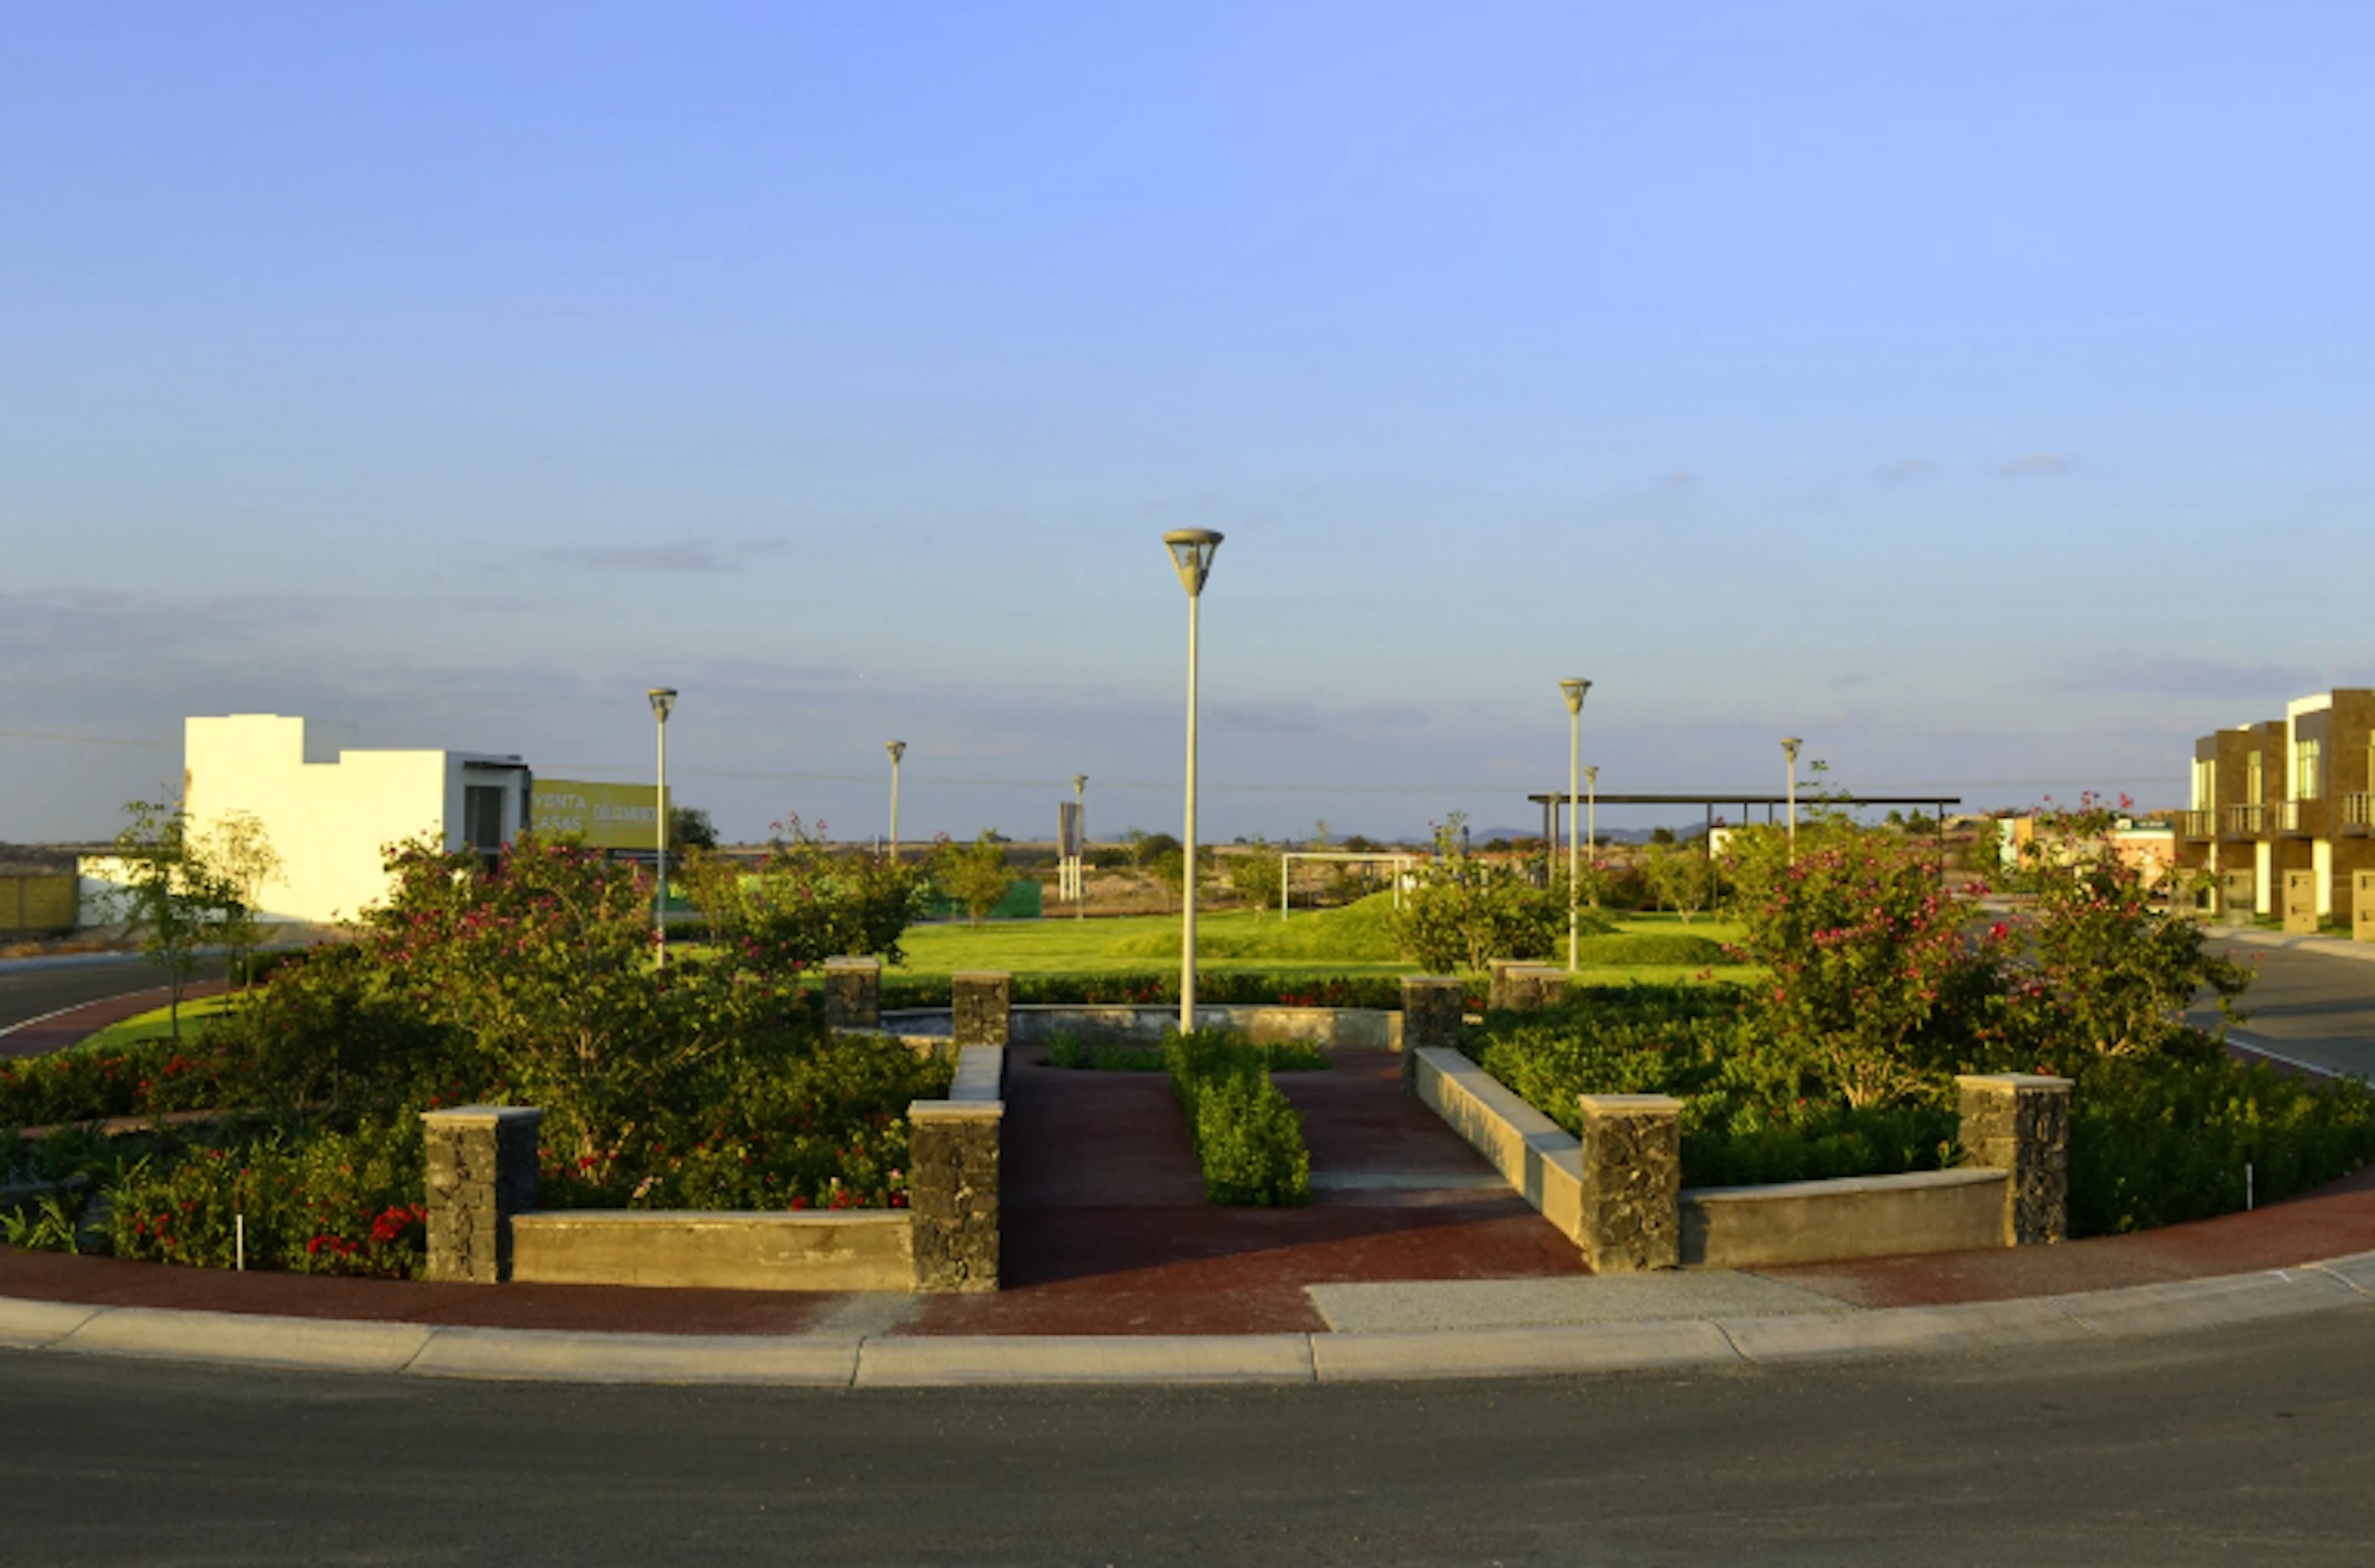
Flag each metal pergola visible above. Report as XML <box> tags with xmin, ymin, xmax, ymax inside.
<box><xmin>1523</xmin><ymin>792</ymin><xmax>1966</xmax><ymax>891</ymax></box>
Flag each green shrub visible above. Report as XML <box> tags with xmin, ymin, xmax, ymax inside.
<box><xmin>1572</xmin><ymin>933</ymin><xmax>1732</xmax><ymax>967</ymax></box>
<box><xmin>2067</xmin><ymin>1051</ymin><xmax>2375</xmax><ymax>1236</ymax></box>
<box><xmin>1163</xmin><ymin>1029</ymin><xmax>1311</xmax><ymax>1206</ymax></box>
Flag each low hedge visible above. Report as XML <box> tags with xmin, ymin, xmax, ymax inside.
<box><xmin>1162</xmin><ymin>1029</ymin><xmax>1311</xmax><ymax>1207</ymax></box>
<box><xmin>2068</xmin><ymin>1052</ymin><xmax>2375</xmax><ymax>1235</ymax></box>
<box><xmin>864</xmin><ymin>971</ymin><xmax>1479</xmax><ymax>1013</ymax></box>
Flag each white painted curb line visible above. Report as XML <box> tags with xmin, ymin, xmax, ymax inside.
<box><xmin>6</xmin><ymin>1252</ymin><xmax>2374</xmax><ymax>1386</ymax></box>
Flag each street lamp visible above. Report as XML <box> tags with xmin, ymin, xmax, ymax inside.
<box><xmin>886</xmin><ymin>741</ymin><xmax>906</xmax><ymax>863</ymax></box>
<box><xmin>1560</xmin><ymin>679</ymin><xmax>1591</xmax><ymax>972</ymax></box>
<box><xmin>1163</xmin><ymin>527</ymin><xmax>1222</xmax><ymax>1034</ymax></box>
<box><xmin>648</xmin><ymin>687</ymin><xmax>677</xmax><ymax>969</ymax></box>
<box><xmin>1584</xmin><ymin>765</ymin><xmax>1599</xmax><ymax>903</ymax></box>
<box><xmin>1072</xmin><ymin>773</ymin><xmax>1088</xmax><ymax>919</ymax></box>
<box><xmin>1781</xmin><ymin>737</ymin><xmax>1802</xmax><ymax>863</ymax></box>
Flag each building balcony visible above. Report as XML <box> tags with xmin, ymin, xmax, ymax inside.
<box><xmin>2222</xmin><ymin>803</ymin><xmax>2266</xmax><ymax>838</ymax></box>
<box><xmin>2345</xmin><ymin>792</ymin><xmax>2375</xmax><ymax>838</ymax></box>
<box><xmin>2176</xmin><ymin>810</ymin><xmax>2216</xmax><ymax>840</ymax></box>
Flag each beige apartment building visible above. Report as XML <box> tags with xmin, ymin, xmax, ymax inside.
<box><xmin>2174</xmin><ymin>688</ymin><xmax>2375</xmax><ymax>923</ymax></box>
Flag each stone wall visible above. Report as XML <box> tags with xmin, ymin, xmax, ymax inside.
<box><xmin>421</xmin><ymin>1107</ymin><xmax>544</xmax><ymax>1283</ymax></box>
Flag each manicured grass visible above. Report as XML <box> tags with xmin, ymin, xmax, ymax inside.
<box><xmin>886</xmin><ymin>901</ymin><xmax>1757</xmax><ymax>987</ymax></box>
<box><xmin>72</xmin><ymin>995</ymin><xmax>237</xmax><ymax>1055</ymax></box>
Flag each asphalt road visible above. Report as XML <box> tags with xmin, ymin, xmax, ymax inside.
<box><xmin>5</xmin><ymin>1306</ymin><xmax>2373</xmax><ymax>1565</ymax></box>
<box><xmin>0</xmin><ymin>955</ymin><xmax>225</xmax><ymax>1035</ymax></box>
<box><xmin>2201</xmin><ymin>938</ymin><xmax>2375</xmax><ymax>1080</ymax></box>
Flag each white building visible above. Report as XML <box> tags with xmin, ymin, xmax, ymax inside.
<box><xmin>92</xmin><ymin>714</ymin><xmax>535</xmax><ymax>926</ymax></box>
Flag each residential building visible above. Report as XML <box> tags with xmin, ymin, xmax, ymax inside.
<box><xmin>2173</xmin><ymin>688</ymin><xmax>2375</xmax><ymax>920</ymax></box>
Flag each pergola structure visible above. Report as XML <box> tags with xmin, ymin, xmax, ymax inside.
<box><xmin>1523</xmin><ymin>791</ymin><xmax>1966</xmax><ymax>891</ymax></box>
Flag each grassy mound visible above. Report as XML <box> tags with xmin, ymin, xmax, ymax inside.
<box><xmin>1101</xmin><ymin>893</ymin><xmax>1405</xmax><ymax>962</ymax></box>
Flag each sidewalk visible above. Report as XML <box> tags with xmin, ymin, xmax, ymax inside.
<box><xmin>7</xmin><ymin>996</ymin><xmax>2375</xmax><ymax>1384</ymax></box>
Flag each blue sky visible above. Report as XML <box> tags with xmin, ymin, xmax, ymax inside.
<box><xmin>6</xmin><ymin>2</ymin><xmax>2371</xmax><ymax>844</ymax></box>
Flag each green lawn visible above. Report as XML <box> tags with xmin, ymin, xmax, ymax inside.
<box><xmin>74</xmin><ymin>994</ymin><xmax>238</xmax><ymax>1055</ymax></box>
<box><xmin>888</xmin><ymin>902</ymin><xmax>1754</xmax><ymax>987</ymax></box>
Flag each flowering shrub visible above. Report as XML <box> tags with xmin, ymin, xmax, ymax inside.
<box><xmin>682</xmin><ymin>813</ymin><xmax>926</xmax><ymax>970</ymax></box>
<box><xmin>1728</xmin><ymin>828</ymin><xmax>1998</xmax><ymax>1108</ymax></box>
<box><xmin>108</xmin><ymin>1118</ymin><xmax>429</xmax><ymax>1277</ymax></box>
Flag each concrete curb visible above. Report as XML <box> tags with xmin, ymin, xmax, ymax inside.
<box><xmin>6</xmin><ymin>1251</ymin><xmax>2375</xmax><ymax>1386</ymax></box>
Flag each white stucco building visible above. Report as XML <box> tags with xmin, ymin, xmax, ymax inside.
<box><xmin>150</xmin><ymin>714</ymin><xmax>533</xmax><ymax>925</ymax></box>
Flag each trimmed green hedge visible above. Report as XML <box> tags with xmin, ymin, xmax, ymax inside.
<box><xmin>1162</xmin><ymin>1029</ymin><xmax>1311</xmax><ymax>1206</ymax></box>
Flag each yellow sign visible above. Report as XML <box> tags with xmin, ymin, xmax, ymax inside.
<box><xmin>531</xmin><ymin>780</ymin><xmax>672</xmax><ymax>850</ymax></box>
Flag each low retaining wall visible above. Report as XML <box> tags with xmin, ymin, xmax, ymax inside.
<box><xmin>511</xmin><ymin>1211</ymin><xmax>914</xmax><ymax>1290</ymax></box>
<box><xmin>1411</xmin><ymin>1045</ymin><xmax>2068</xmax><ymax>1270</ymax></box>
<box><xmin>882</xmin><ymin>1004</ymin><xmax>1403</xmax><ymax>1052</ymax></box>
<box><xmin>420</xmin><ymin>1043</ymin><xmax>1008</xmax><ymax>1294</ymax></box>
<box><xmin>1682</xmin><ymin>1168</ymin><xmax>2009</xmax><ymax>1268</ymax></box>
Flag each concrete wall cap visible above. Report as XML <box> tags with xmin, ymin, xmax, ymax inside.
<box><xmin>419</xmin><ymin>1105</ymin><xmax>546</xmax><ymax>1126</ymax></box>
<box><xmin>909</xmin><ymin>1099</ymin><xmax>1005</xmax><ymax>1120</ymax></box>
<box><xmin>510</xmin><ymin>1210</ymin><xmax>908</xmax><ymax>1230</ymax></box>
<box><xmin>1684</xmin><ymin>1167</ymin><xmax>2007</xmax><ymax>1204</ymax></box>
<box><xmin>1577</xmin><ymin>1093</ymin><xmax>1685</xmax><ymax>1114</ymax></box>
<box><xmin>951</xmin><ymin>969</ymin><xmax>1012</xmax><ymax>982</ymax></box>
<box><xmin>1955</xmin><ymin>1073</ymin><xmax>2074</xmax><ymax>1090</ymax></box>
<box><xmin>824</xmin><ymin>956</ymin><xmax>881</xmax><ymax>970</ymax></box>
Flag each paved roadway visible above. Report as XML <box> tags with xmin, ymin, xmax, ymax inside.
<box><xmin>4</xmin><ymin>1306</ymin><xmax>2372</xmax><ymax>1564</ymax></box>
<box><xmin>0</xmin><ymin>954</ymin><xmax>226</xmax><ymax>1037</ymax></box>
<box><xmin>2201</xmin><ymin>935</ymin><xmax>2375</xmax><ymax>1080</ymax></box>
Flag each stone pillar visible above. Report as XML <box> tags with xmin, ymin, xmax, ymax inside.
<box><xmin>909</xmin><ymin>1100</ymin><xmax>1002</xmax><ymax>1292</ymax></box>
<box><xmin>1400</xmin><ymin>975</ymin><xmax>1465</xmax><ymax>1091</ymax></box>
<box><xmin>823</xmin><ymin>956</ymin><xmax>882</xmax><ymax>1031</ymax></box>
<box><xmin>2221</xmin><ymin>870</ymin><xmax>2254</xmax><ymax>923</ymax></box>
<box><xmin>952</xmin><ymin>970</ymin><xmax>1012</xmax><ymax>1048</ymax></box>
<box><xmin>1511</xmin><ymin>966</ymin><xmax>1568</xmax><ymax>1011</ymax></box>
<box><xmin>1487</xmin><ymin>959</ymin><xmax>1523</xmax><ymax>1011</ymax></box>
<box><xmin>2283</xmin><ymin>870</ymin><xmax>2319</xmax><ymax>934</ymax></box>
<box><xmin>1575</xmin><ymin>1094</ymin><xmax>1682</xmax><ymax>1273</ymax></box>
<box><xmin>1956</xmin><ymin>1073</ymin><xmax>2073</xmax><ymax>1246</ymax></box>
<box><xmin>421</xmin><ymin>1106</ymin><xmax>544</xmax><ymax>1284</ymax></box>
<box><xmin>2356</xmin><ymin>871</ymin><xmax>2375</xmax><ymax>943</ymax></box>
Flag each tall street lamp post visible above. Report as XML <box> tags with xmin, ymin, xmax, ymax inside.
<box><xmin>886</xmin><ymin>741</ymin><xmax>905</xmax><ymax>863</ymax></box>
<box><xmin>1072</xmin><ymin>773</ymin><xmax>1088</xmax><ymax>919</ymax></box>
<box><xmin>1584</xmin><ymin>765</ymin><xmax>1599</xmax><ymax>904</ymax></box>
<box><xmin>1560</xmin><ymin>678</ymin><xmax>1591</xmax><ymax>972</ymax></box>
<box><xmin>1781</xmin><ymin>737</ymin><xmax>1802</xmax><ymax>864</ymax></box>
<box><xmin>1163</xmin><ymin>528</ymin><xmax>1222</xmax><ymax>1034</ymax></box>
<box><xmin>648</xmin><ymin>687</ymin><xmax>677</xmax><ymax>969</ymax></box>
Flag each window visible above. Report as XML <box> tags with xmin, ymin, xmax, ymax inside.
<box><xmin>463</xmin><ymin>785</ymin><xmax>508</xmax><ymax>852</ymax></box>
<box><xmin>2293</xmin><ymin>739</ymin><xmax>2324</xmax><ymax>802</ymax></box>
<box><xmin>2247</xmin><ymin>752</ymin><xmax>2264</xmax><ymax>805</ymax></box>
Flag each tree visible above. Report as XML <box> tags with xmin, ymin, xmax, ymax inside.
<box><xmin>1227</xmin><ymin>838</ymin><xmax>1285</xmax><ymax>917</ymax></box>
<box><xmin>682</xmin><ymin>815</ymin><xmax>924</xmax><ymax>969</ymax></box>
<box><xmin>1640</xmin><ymin>842</ymin><xmax>1711</xmax><ymax>923</ymax></box>
<box><xmin>669</xmin><ymin>806</ymin><xmax>720</xmax><ymax>852</ymax></box>
<box><xmin>192</xmin><ymin>810</ymin><xmax>281</xmax><ymax>989</ymax></box>
<box><xmin>933</xmin><ymin>832</ymin><xmax>1013</xmax><ymax>927</ymax></box>
<box><xmin>106</xmin><ymin>794</ymin><xmax>241</xmax><ymax>1039</ymax></box>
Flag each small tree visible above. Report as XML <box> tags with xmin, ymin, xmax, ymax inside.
<box><xmin>194</xmin><ymin>809</ymin><xmax>281</xmax><ymax>989</ymax></box>
<box><xmin>933</xmin><ymin>831</ymin><xmax>1013</xmax><ymax>927</ymax></box>
<box><xmin>106</xmin><ymin>795</ymin><xmax>241</xmax><ymax>1039</ymax></box>
<box><xmin>685</xmin><ymin>814</ymin><xmax>923</xmax><ymax>968</ymax></box>
<box><xmin>1640</xmin><ymin>841</ymin><xmax>1711</xmax><ymax>923</ymax></box>
<box><xmin>1227</xmin><ymin>838</ymin><xmax>1285</xmax><ymax>917</ymax></box>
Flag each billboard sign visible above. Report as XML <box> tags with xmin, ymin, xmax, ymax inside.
<box><xmin>532</xmin><ymin>780</ymin><xmax>672</xmax><ymax>850</ymax></box>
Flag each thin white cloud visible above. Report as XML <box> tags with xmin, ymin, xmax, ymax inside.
<box><xmin>1995</xmin><ymin>452</ymin><xmax>2076</xmax><ymax>477</ymax></box>
<box><xmin>1873</xmin><ymin>458</ymin><xmax>1936</xmax><ymax>486</ymax></box>
<box><xmin>536</xmin><ymin>541</ymin><xmax>737</xmax><ymax>572</ymax></box>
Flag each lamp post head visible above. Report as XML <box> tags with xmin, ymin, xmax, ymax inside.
<box><xmin>1162</xmin><ymin>528</ymin><xmax>1223</xmax><ymax>598</ymax></box>
<box><xmin>1559</xmin><ymin>677</ymin><xmax>1591</xmax><ymax>716</ymax></box>
<box><xmin>887</xmin><ymin>740</ymin><xmax>906</xmax><ymax>765</ymax></box>
<box><xmin>1584</xmin><ymin>765</ymin><xmax>1598</xmax><ymax>785</ymax></box>
<box><xmin>1072</xmin><ymin>774</ymin><xmax>1087</xmax><ymax>792</ymax></box>
<box><xmin>648</xmin><ymin>688</ymin><xmax>677</xmax><ymax>722</ymax></box>
<box><xmin>1781</xmin><ymin>737</ymin><xmax>1802</xmax><ymax>765</ymax></box>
